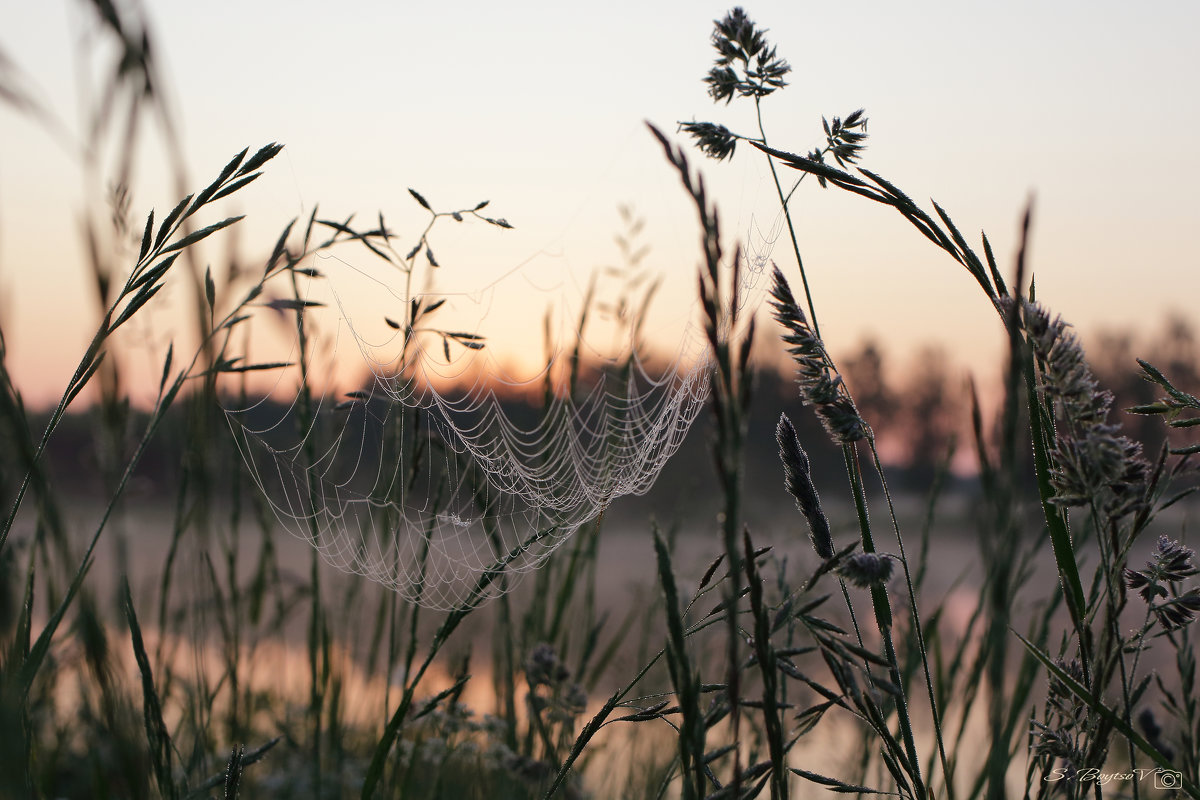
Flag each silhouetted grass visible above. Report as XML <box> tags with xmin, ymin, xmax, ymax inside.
<box><xmin>2</xmin><ymin>4</ymin><xmax>1199</xmax><ymax>800</ymax></box>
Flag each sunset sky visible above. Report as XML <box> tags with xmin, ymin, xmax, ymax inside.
<box><xmin>2</xmin><ymin>0</ymin><xmax>1199</xmax><ymax>408</ymax></box>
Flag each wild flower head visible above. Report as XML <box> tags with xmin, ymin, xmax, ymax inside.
<box><xmin>678</xmin><ymin>121</ymin><xmax>738</xmax><ymax>161</ymax></box>
<box><xmin>678</xmin><ymin>7</ymin><xmax>791</xmax><ymax>162</ymax></box>
<box><xmin>1018</xmin><ymin>299</ymin><xmax>1149</xmax><ymax>517</ymax></box>
<box><xmin>1031</xmin><ymin>665</ymin><xmax>1090</xmax><ymax>798</ymax></box>
<box><xmin>525</xmin><ymin>642</ymin><xmax>569</xmax><ymax>687</ymax></box>
<box><xmin>1044</xmin><ymin>658</ymin><xmax>1088</xmax><ymax>728</ymax></box>
<box><xmin>706</xmin><ymin>7</ymin><xmax>790</xmax><ymax>104</ymax></box>
<box><xmin>820</xmin><ymin>110</ymin><xmax>869</xmax><ymax>168</ymax></box>
<box><xmin>837</xmin><ymin>552</ymin><xmax>895</xmax><ymax>589</ymax></box>
<box><xmin>524</xmin><ymin>643</ymin><xmax>588</xmax><ymax>723</ymax></box>
<box><xmin>1125</xmin><ymin>535</ymin><xmax>1200</xmax><ymax>630</ymax></box>
<box><xmin>1029</xmin><ymin>721</ymin><xmax>1086</xmax><ymax>798</ymax></box>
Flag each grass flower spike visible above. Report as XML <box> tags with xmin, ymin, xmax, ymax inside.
<box><xmin>775</xmin><ymin>413</ymin><xmax>834</xmax><ymax>558</ymax></box>
<box><xmin>1021</xmin><ymin>299</ymin><xmax>1149</xmax><ymax>516</ymax></box>
<box><xmin>769</xmin><ymin>266</ymin><xmax>869</xmax><ymax>445</ymax></box>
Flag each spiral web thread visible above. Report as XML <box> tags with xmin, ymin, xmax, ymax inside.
<box><xmin>222</xmin><ymin>242</ymin><xmax>770</xmax><ymax>610</ymax></box>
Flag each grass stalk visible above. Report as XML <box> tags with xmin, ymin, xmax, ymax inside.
<box><xmin>843</xmin><ymin>443</ymin><xmax>925</xmax><ymax>798</ymax></box>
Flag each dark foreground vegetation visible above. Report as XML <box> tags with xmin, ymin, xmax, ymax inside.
<box><xmin>3</xmin><ymin>4</ymin><xmax>1200</xmax><ymax>799</ymax></box>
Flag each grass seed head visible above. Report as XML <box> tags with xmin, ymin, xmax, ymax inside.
<box><xmin>776</xmin><ymin>413</ymin><xmax>834</xmax><ymax>558</ymax></box>
<box><xmin>769</xmin><ymin>266</ymin><xmax>869</xmax><ymax>445</ymax></box>
<box><xmin>837</xmin><ymin>553</ymin><xmax>894</xmax><ymax>589</ymax></box>
<box><xmin>1021</xmin><ymin>299</ymin><xmax>1149</xmax><ymax>516</ymax></box>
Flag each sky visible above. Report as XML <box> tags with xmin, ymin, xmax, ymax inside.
<box><xmin>2</xmin><ymin>0</ymin><xmax>1199</xmax><ymax>408</ymax></box>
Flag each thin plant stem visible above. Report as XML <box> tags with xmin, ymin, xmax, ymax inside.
<box><xmin>868</xmin><ymin>441</ymin><xmax>954</xmax><ymax>800</ymax></box>
<box><xmin>843</xmin><ymin>443</ymin><xmax>925</xmax><ymax>799</ymax></box>
<box><xmin>754</xmin><ymin>97</ymin><xmax>821</xmax><ymax>340</ymax></box>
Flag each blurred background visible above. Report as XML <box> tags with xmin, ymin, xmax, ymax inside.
<box><xmin>4</xmin><ymin>0</ymin><xmax>1199</xmax><ymax>414</ymax></box>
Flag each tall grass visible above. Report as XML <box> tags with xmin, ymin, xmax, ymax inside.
<box><xmin>665</xmin><ymin>8</ymin><xmax>1200</xmax><ymax>799</ymax></box>
<box><xmin>3</xmin><ymin>4</ymin><xmax>1200</xmax><ymax>800</ymax></box>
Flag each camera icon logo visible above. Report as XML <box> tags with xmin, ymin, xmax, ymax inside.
<box><xmin>1155</xmin><ymin>770</ymin><xmax>1182</xmax><ymax>790</ymax></box>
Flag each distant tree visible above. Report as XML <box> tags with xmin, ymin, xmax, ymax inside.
<box><xmin>896</xmin><ymin>346</ymin><xmax>962</xmax><ymax>485</ymax></box>
<box><xmin>1090</xmin><ymin>312</ymin><xmax>1200</xmax><ymax>456</ymax></box>
<box><xmin>841</xmin><ymin>338</ymin><xmax>896</xmax><ymax>436</ymax></box>
<box><xmin>1156</xmin><ymin>313</ymin><xmax>1199</xmax><ymax>387</ymax></box>
<box><xmin>1090</xmin><ymin>329</ymin><xmax>1156</xmax><ymax>448</ymax></box>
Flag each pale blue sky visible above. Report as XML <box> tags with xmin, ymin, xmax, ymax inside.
<box><xmin>3</xmin><ymin>0</ymin><xmax>1199</xmax><ymax>405</ymax></box>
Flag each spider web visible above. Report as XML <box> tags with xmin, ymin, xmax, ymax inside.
<box><xmin>221</xmin><ymin>221</ymin><xmax>771</xmax><ymax>610</ymax></box>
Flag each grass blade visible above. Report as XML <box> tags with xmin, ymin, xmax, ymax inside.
<box><xmin>161</xmin><ymin>215</ymin><xmax>244</xmax><ymax>255</ymax></box>
<box><xmin>122</xmin><ymin>578</ymin><xmax>178</xmax><ymax>800</ymax></box>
